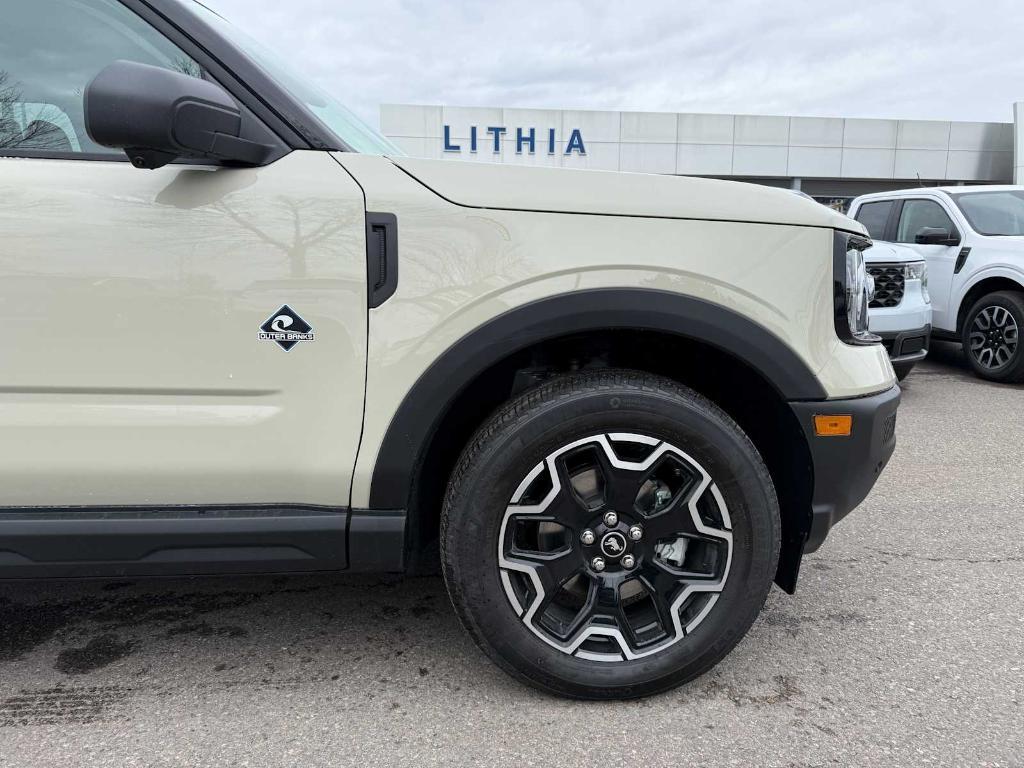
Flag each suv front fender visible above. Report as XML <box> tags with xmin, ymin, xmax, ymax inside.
<box><xmin>367</xmin><ymin>287</ymin><xmax>827</xmax><ymax>510</ymax></box>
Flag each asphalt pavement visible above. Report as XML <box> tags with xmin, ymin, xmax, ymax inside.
<box><xmin>1</xmin><ymin>341</ymin><xmax>1021</xmax><ymax>767</ymax></box>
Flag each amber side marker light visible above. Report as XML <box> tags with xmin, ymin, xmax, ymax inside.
<box><xmin>814</xmin><ymin>414</ymin><xmax>853</xmax><ymax>437</ymax></box>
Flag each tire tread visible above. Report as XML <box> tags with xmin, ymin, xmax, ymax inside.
<box><xmin>962</xmin><ymin>290</ymin><xmax>1024</xmax><ymax>384</ymax></box>
<box><xmin>441</xmin><ymin>368</ymin><xmax>780</xmax><ymax>699</ymax></box>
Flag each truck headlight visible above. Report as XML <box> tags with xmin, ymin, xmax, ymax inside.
<box><xmin>904</xmin><ymin>261</ymin><xmax>929</xmax><ymax>304</ymax></box>
<box><xmin>833</xmin><ymin>231</ymin><xmax>880</xmax><ymax>345</ymax></box>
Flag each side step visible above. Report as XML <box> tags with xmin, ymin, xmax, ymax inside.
<box><xmin>0</xmin><ymin>505</ymin><xmax>348</xmax><ymax>579</ymax></box>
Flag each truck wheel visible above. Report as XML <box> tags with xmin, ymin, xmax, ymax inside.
<box><xmin>892</xmin><ymin>361</ymin><xmax>916</xmax><ymax>381</ymax></box>
<box><xmin>962</xmin><ymin>291</ymin><xmax>1024</xmax><ymax>383</ymax></box>
<box><xmin>441</xmin><ymin>369</ymin><xmax>780</xmax><ymax>699</ymax></box>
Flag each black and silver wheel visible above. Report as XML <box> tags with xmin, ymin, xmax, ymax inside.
<box><xmin>441</xmin><ymin>370</ymin><xmax>780</xmax><ymax>699</ymax></box>
<box><xmin>962</xmin><ymin>291</ymin><xmax>1024</xmax><ymax>383</ymax></box>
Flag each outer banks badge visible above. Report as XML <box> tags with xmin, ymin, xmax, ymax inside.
<box><xmin>259</xmin><ymin>305</ymin><xmax>314</xmax><ymax>351</ymax></box>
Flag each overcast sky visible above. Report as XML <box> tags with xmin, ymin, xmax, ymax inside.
<box><xmin>201</xmin><ymin>0</ymin><xmax>1024</xmax><ymax>129</ymax></box>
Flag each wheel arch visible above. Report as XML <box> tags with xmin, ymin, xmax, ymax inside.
<box><xmin>368</xmin><ymin>288</ymin><xmax>825</xmax><ymax>591</ymax></box>
<box><xmin>956</xmin><ymin>273</ymin><xmax>1024</xmax><ymax>334</ymax></box>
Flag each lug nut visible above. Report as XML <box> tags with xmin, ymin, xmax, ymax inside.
<box><xmin>603</xmin><ymin>511</ymin><xmax>618</xmax><ymax>527</ymax></box>
<box><xmin>591</xmin><ymin>556</ymin><xmax>606</xmax><ymax>572</ymax></box>
<box><xmin>622</xmin><ymin>554</ymin><xmax>636</xmax><ymax>569</ymax></box>
<box><xmin>628</xmin><ymin>525</ymin><xmax>643</xmax><ymax>541</ymax></box>
<box><xmin>580</xmin><ymin>529</ymin><xmax>596</xmax><ymax>546</ymax></box>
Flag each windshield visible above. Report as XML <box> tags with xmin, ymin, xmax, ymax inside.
<box><xmin>949</xmin><ymin>190</ymin><xmax>1024</xmax><ymax>236</ymax></box>
<box><xmin>187</xmin><ymin>2</ymin><xmax>401</xmax><ymax>155</ymax></box>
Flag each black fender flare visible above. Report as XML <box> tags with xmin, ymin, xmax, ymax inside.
<box><xmin>368</xmin><ymin>287</ymin><xmax>826</xmax><ymax>509</ymax></box>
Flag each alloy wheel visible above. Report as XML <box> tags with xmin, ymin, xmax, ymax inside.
<box><xmin>498</xmin><ymin>433</ymin><xmax>733</xmax><ymax>663</ymax></box>
<box><xmin>969</xmin><ymin>305</ymin><xmax>1019</xmax><ymax>370</ymax></box>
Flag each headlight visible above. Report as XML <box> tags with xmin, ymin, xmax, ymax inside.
<box><xmin>845</xmin><ymin>246</ymin><xmax>871</xmax><ymax>338</ymax></box>
<box><xmin>904</xmin><ymin>261</ymin><xmax>929</xmax><ymax>304</ymax></box>
<box><xmin>833</xmin><ymin>232</ymin><xmax>880</xmax><ymax>345</ymax></box>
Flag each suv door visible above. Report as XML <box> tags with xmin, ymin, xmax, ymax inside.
<box><xmin>0</xmin><ymin>1</ymin><xmax>367</xmax><ymax>513</ymax></box>
<box><xmin>892</xmin><ymin>198</ymin><xmax>961</xmax><ymax>331</ymax></box>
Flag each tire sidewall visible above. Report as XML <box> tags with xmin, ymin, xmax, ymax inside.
<box><xmin>962</xmin><ymin>292</ymin><xmax>1024</xmax><ymax>382</ymax></box>
<box><xmin>443</xmin><ymin>378</ymin><xmax>780</xmax><ymax>697</ymax></box>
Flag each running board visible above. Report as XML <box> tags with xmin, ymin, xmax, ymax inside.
<box><xmin>0</xmin><ymin>505</ymin><xmax>408</xmax><ymax>579</ymax></box>
<box><xmin>0</xmin><ymin>505</ymin><xmax>350</xmax><ymax>579</ymax></box>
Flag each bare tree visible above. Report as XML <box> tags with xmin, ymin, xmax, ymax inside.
<box><xmin>0</xmin><ymin>71</ymin><xmax>23</xmax><ymax>148</ymax></box>
<box><xmin>172</xmin><ymin>57</ymin><xmax>204</xmax><ymax>79</ymax></box>
<box><xmin>0</xmin><ymin>70</ymin><xmax>73</xmax><ymax>151</ymax></box>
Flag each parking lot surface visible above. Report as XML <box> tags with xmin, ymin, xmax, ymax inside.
<box><xmin>1</xmin><ymin>343</ymin><xmax>1021</xmax><ymax>768</ymax></box>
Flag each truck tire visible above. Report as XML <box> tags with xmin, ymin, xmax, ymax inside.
<box><xmin>961</xmin><ymin>291</ymin><xmax>1024</xmax><ymax>384</ymax></box>
<box><xmin>441</xmin><ymin>369</ymin><xmax>780</xmax><ymax>699</ymax></box>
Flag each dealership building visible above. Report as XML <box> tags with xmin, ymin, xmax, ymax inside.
<box><xmin>381</xmin><ymin>102</ymin><xmax>1024</xmax><ymax>210</ymax></box>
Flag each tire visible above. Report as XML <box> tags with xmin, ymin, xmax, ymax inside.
<box><xmin>961</xmin><ymin>291</ymin><xmax>1024</xmax><ymax>383</ymax></box>
<box><xmin>441</xmin><ymin>369</ymin><xmax>781</xmax><ymax>699</ymax></box>
<box><xmin>893</xmin><ymin>361</ymin><xmax>916</xmax><ymax>381</ymax></box>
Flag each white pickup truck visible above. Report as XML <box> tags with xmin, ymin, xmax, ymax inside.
<box><xmin>863</xmin><ymin>242</ymin><xmax>932</xmax><ymax>380</ymax></box>
<box><xmin>849</xmin><ymin>187</ymin><xmax>1024</xmax><ymax>383</ymax></box>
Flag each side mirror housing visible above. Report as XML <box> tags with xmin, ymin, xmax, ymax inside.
<box><xmin>915</xmin><ymin>226</ymin><xmax>960</xmax><ymax>246</ymax></box>
<box><xmin>85</xmin><ymin>60</ymin><xmax>271</xmax><ymax>169</ymax></box>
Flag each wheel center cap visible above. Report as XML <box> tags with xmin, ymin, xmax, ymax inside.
<box><xmin>600</xmin><ymin>531</ymin><xmax>628</xmax><ymax>559</ymax></box>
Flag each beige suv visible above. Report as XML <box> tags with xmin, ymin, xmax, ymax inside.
<box><xmin>0</xmin><ymin>0</ymin><xmax>899</xmax><ymax>699</ymax></box>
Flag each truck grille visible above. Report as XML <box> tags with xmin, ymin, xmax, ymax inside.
<box><xmin>868</xmin><ymin>264</ymin><xmax>905</xmax><ymax>308</ymax></box>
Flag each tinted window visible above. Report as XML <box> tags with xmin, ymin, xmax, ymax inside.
<box><xmin>0</xmin><ymin>0</ymin><xmax>201</xmax><ymax>156</ymax></box>
<box><xmin>896</xmin><ymin>200</ymin><xmax>956</xmax><ymax>243</ymax></box>
<box><xmin>854</xmin><ymin>201</ymin><xmax>895</xmax><ymax>239</ymax></box>
<box><xmin>949</xmin><ymin>190</ymin><xmax>1024</xmax><ymax>236</ymax></box>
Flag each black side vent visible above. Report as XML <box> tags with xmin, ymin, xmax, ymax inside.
<box><xmin>370</xmin><ymin>225</ymin><xmax>387</xmax><ymax>291</ymax></box>
<box><xmin>954</xmin><ymin>247</ymin><xmax>971</xmax><ymax>275</ymax></box>
<box><xmin>365</xmin><ymin>212</ymin><xmax>398</xmax><ymax>308</ymax></box>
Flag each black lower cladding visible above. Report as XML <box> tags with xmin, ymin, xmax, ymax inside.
<box><xmin>0</xmin><ymin>505</ymin><xmax>350</xmax><ymax>578</ymax></box>
<box><xmin>877</xmin><ymin>325</ymin><xmax>931</xmax><ymax>364</ymax></box>
<box><xmin>789</xmin><ymin>384</ymin><xmax>901</xmax><ymax>553</ymax></box>
<box><xmin>0</xmin><ymin>505</ymin><xmax>408</xmax><ymax>578</ymax></box>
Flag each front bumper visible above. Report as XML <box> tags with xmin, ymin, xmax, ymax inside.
<box><xmin>789</xmin><ymin>384</ymin><xmax>901</xmax><ymax>553</ymax></box>
<box><xmin>866</xmin><ymin>272</ymin><xmax>931</xmax><ymax>365</ymax></box>
<box><xmin>877</xmin><ymin>324</ymin><xmax>931</xmax><ymax>365</ymax></box>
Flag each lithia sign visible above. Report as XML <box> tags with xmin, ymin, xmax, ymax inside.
<box><xmin>443</xmin><ymin>125</ymin><xmax>586</xmax><ymax>155</ymax></box>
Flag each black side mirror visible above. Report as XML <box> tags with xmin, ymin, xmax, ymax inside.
<box><xmin>915</xmin><ymin>226</ymin><xmax>960</xmax><ymax>246</ymax></box>
<box><xmin>85</xmin><ymin>60</ymin><xmax>272</xmax><ymax>169</ymax></box>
